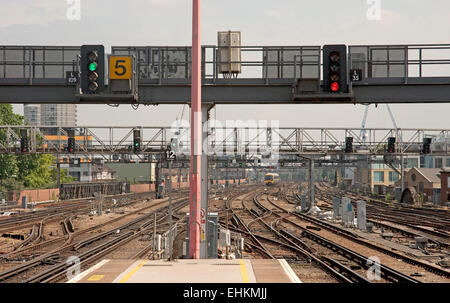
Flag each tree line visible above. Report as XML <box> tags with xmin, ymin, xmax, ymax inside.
<box><xmin>0</xmin><ymin>104</ymin><xmax>73</xmax><ymax>196</ymax></box>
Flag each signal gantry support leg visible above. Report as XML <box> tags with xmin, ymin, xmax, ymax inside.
<box><xmin>57</xmin><ymin>154</ymin><xmax>61</xmax><ymax>189</ymax></box>
<box><xmin>309</xmin><ymin>159</ymin><xmax>315</xmax><ymax>210</ymax></box>
<box><xmin>155</xmin><ymin>158</ymin><xmax>161</xmax><ymax>199</ymax></box>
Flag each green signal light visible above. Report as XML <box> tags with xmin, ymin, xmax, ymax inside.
<box><xmin>88</xmin><ymin>62</ymin><xmax>98</xmax><ymax>71</ymax></box>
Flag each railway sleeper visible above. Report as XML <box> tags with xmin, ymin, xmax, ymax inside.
<box><xmin>301</xmin><ymin>230</ymin><xmax>420</xmax><ymax>283</ymax></box>
<box><xmin>0</xmin><ymin>252</ymin><xmax>60</xmax><ymax>282</ymax></box>
<box><xmin>320</xmin><ymin>256</ymin><xmax>371</xmax><ymax>284</ymax></box>
<box><xmin>279</xmin><ymin>229</ymin><xmax>313</xmax><ymax>253</ymax></box>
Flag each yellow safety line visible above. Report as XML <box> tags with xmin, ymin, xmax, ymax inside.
<box><xmin>87</xmin><ymin>274</ymin><xmax>104</xmax><ymax>281</ymax></box>
<box><xmin>119</xmin><ymin>260</ymin><xmax>147</xmax><ymax>283</ymax></box>
<box><xmin>239</xmin><ymin>259</ymin><xmax>249</xmax><ymax>283</ymax></box>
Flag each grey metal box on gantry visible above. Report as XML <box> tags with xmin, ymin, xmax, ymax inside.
<box><xmin>186</xmin><ymin>212</ymin><xmax>218</xmax><ymax>259</ymax></box>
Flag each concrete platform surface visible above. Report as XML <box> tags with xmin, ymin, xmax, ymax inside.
<box><xmin>68</xmin><ymin>259</ymin><xmax>301</xmax><ymax>283</ymax></box>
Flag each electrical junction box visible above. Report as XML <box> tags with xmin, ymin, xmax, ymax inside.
<box><xmin>218</xmin><ymin>31</ymin><xmax>242</xmax><ymax>75</ymax></box>
<box><xmin>219</xmin><ymin>229</ymin><xmax>231</xmax><ymax>247</ymax></box>
<box><xmin>185</xmin><ymin>213</ymin><xmax>219</xmax><ymax>259</ymax></box>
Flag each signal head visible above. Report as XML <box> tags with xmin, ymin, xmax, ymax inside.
<box><xmin>88</xmin><ymin>82</ymin><xmax>99</xmax><ymax>92</ymax></box>
<box><xmin>88</xmin><ymin>71</ymin><xmax>99</xmax><ymax>81</ymax></box>
<box><xmin>330</xmin><ymin>65</ymin><xmax>340</xmax><ymax>73</ymax></box>
<box><xmin>330</xmin><ymin>72</ymin><xmax>340</xmax><ymax>82</ymax></box>
<box><xmin>331</xmin><ymin>82</ymin><xmax>340</xmax><ymax>92</ymax></box>
<box><xmin>330</xmin><ymin>51</ymin><xmax>340</xmax><ymax>62</ymax></box>
<box><xmin>323</xmin><ymin>45</ymin><xmax>348</xmax><ymax>94</ymax></box>
<box><xmin>88</xmin><ymin>62</ymin><xmax>98</xmax><ymax>72</ymax></box>
<box><xmin>88</xmin><ymin>51</ymin><xmax>98</xmax><ymax>62</ymax></box>
<box><xmin>81</xmin><ymin>45</ymin><xmax>105</xmax><ymax>94</ymax></box>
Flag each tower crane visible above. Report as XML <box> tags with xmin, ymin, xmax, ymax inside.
<box><xmin>360</xmin><ymin>105</ymin><xmax>370</xmax><ymax>142</ymax></box>
<box><xmin>359</xmin><ymin>104</ymin><xmax>401</xmax><ymax>142</ymax></box>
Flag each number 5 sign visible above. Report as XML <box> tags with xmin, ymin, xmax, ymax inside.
<box><xmin>109</xmin><ymin>56</ymin><xmax>132</xmax><ymax>80</ymax></box>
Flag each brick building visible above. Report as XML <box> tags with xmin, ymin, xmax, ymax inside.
<box><xmin>398</xmin><ymin>167</ymin><xmax>441</xmax><ymax>203</ymax></box>
<box><xmin>441</xmin><ymin>168</ymin><xmax>450</xmax><ymax>206</ymax></box>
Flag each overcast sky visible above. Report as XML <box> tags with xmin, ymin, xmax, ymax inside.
<box><xmin>1</xmin><ymin>0</ymin><xmax>449</xmax><ymax>129</ymax></box>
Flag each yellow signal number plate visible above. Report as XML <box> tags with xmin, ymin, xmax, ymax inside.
<box><xmin>109</xmin><ymin>56</ymin><xmax>132</xmax><ymax>80</ymax></box>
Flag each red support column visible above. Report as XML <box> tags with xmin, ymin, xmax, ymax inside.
<box><xmin>189</xmin><ymin>0</ymin><xmax>202</xmax><ymax>259</ymax></box>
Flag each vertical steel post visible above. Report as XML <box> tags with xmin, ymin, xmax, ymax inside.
<box><xmin>216</xmin><ymin>163</ymin><xmax>219</xmax><ymax>193</ymax></box>
<box><xmin>153</xmin><ymin>212</ymin><xmax>157</xmax><ymax>260</ymax></box>
<box><xmin>155</xmin><ymin>158</ymin><xmax>161</xmax><ymax>199</ymax></box>
<box><xmin>309</xmin><ymin>159</ymin><xmax>315</xmax><ymax>210</ymax></box>
<box><xmin>57</xmin><ymin>154</ymin><xmax>61</xmax><ymax>189</ymax></box>
<box><xmin>189</xmin><ymin>0</ymin><xmax>202</xmax><ymax>259</ymax></box>
<box><xmin>178</xmin><ymin>165</ymin><xmax>181</xmax><ymax>190</ymax></box>
<box><xmin>401</xmin><ymin>153</ymin><xmax>405</xmax><ymax>199</ymax></box>
<box><xmin>168</xmin><ymin>160</ymin><xmax>173</xmax><ymax>260</ymax></box>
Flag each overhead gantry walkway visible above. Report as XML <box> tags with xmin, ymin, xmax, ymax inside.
<box><xmin>1</xmin><ymin>44</ymin><xmax>450</xmax><ymax>104</ymax></box>
<box><xmin>1</xmin><ymin>125</ymin><xmax>448</xmax><ymax>158</ymax></box>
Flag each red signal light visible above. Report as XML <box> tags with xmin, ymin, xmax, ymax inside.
<box><xmin>331</xmin><ymin>82</ymin><xmax>340</xmax><ymax>92</ymax></box>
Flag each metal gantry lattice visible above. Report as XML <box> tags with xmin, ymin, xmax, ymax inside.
<box><xmin>111</xmin><ymin>45</ymin><xmax>321</xmax><ymax>84</ymax></box>
<box><xmin>0</xmin><ymin>46</ymin><xmax>79</xmax><ymax>79</ymax></box>
<box><xmin>2</xmin><ymin>44</ymin><xmax>449</xmax><ymax>82</ymax></box>
<box><xmin>0</xmin><ymin>126</ymin><xmax>448</xmax><ymax>157</ymax></box>
<box><xmin>349</xmin><ymin>44</ymin><xmax>450</xmax><ymax>80</ymax></box>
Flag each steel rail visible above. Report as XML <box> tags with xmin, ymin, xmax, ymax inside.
<box><xmin>264</xmin><ymin>190</ymin><xmax>422</xmax><ymax>283</ymax></box>
<box><xmin>286</xmin><ymin>188</ymin><xmax>450</xmax><ymax>279</ymax></box>
<box><xmin>300</xmin><ymin>228</ymin><xmax>419</xmax><ymax>283</ymax></box>
<box><xmin>280</xmin><ymin>229</ymin><xmax>370</xmax><ymax>284</ymax></box>
<box><xmin>224</xmin><ymin>190</ymin><xmax>276</xmax><ymax>260</ymax></box>
<box><xmin>24</xmin><ymin>200</ymin><xmax>191</xmax><ymax>283</ymax></box>
<box><xmin>0</xmin><ymin>196</ymin><xmax>172</xmax><ymax>260</ymax></box>
<box><xmin>247</xmin><ymin>197</ymin><xmax>312</xmax><ymax>262</ymax></box>
<box><xmin>0</xmin><ymin>197</ymin><xmax>189</xmax><ymax>282</ymax></box>
<box><xmin>250</xmin><ymin>193</ymin><xmax>367</xmax><ymax>283</ymax></box>
<box><xmin>314</xmin><ymin>188</ymin><xmax>450</xmax><ymax>243</ymax></box>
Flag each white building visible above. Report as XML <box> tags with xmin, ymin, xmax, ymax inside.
<box><xmin>24</xmin><ymin>104</ymin><xmax>77</xmax><ymax>127</ymax></box>
<box><xmin>23</xmin><ymin>104</ymin><xmax>41</xmax><ymax>126</ymax></box>
<box><xmin>40</xmin><ymin>104</ymin><xmax>77</xmax><ymax>127</ymax></box>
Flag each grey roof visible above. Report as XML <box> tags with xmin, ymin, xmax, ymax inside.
<box><xmin>105</xmin><ymin>163</ymin><xmax>151</xmax><ymax>182</ymax></box>
<box><xmin>92</xmin><ymin>164</ymin><xmax>115</xmax><ymax>173</ymax></box>
<box><xmin>414</xmin><ymin>168</ymin><xmax>441</xmax><ymax>183</ymax></box>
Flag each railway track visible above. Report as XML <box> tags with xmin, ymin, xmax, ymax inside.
<box><xmin>0</xmin><ymin>197</ymin><xmax>190</xmax><ymax>283</ymax></box>
<box><xmin>2</xmin><ymin>182</ymin><xmax>447</xmax><ymax>283</ymax></box>
<box><xmin>1</xmin><ymin>197</ymin><xmax>181</xmax><ymax>262</ymax></box>
<box><xmin>0</xmin><ymin>192</ymin><xmax>158</xmax><ymax>233</ymax></box>
<box><xmin>0</xmin><ymin>185</ymin><xmax>245</xmax><ymax>283</ymax></box>
<box><xmin>271</xmin><ymin>185</ymin><xmax>450</xmax><ymax>282</ymax></box>
<box><xmin>256</xmin><ymin>191</ymin><xmax>423</xmax><ymax>283</ymax></box>
<box><xmin>0</xmin><ymin>195</ymin><xmax>177</xmax><ymax>260</ymax></box>
<box><xmin>318</xmin><ymin>183</ymin><xmax>450</xmax><ymax>232</ymax></box>
<box><xmin>313</xmin><ymin>184</ymin><xmax>450</xmax><ymax>244</ymax></box>
<box><xmin>225</xmin><ymin>189</ymin><xmax>370</xmax><ymax>283</ymax></box>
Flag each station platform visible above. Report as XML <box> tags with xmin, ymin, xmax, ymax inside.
<box><xmin>68</xmin><ymin>259</ymin><xmax>301</xmax><ymax>283</ymax></box>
